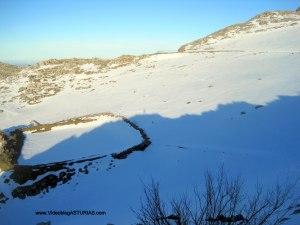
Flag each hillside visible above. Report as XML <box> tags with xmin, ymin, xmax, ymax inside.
<box><xmin>179</xmin><ymin>10</ymin><xmax>300</xmax><ymax>52</ymax></box>
<box><xmin>0</xmin><ymin>62</ymin><xmax>20</xmax><ymax>79</ymax></box>
<box><xmin>0</xmin><ymin>10</ymin><xmax>300</xmax><ymax>225</ymax></box>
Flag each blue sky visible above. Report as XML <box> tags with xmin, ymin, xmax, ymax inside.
<box><xmin>0</xmin><ymin>0</ymin><xmax>299</xmax><ymax>64</ymax></box>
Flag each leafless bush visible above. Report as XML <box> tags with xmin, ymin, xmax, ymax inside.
<box><xmin>134</xmin><ymin>168</ymin><xmax>298</xmax><ymax>225</ymax></box>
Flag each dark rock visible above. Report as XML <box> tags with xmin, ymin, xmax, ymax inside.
<box><xmin>112</xmin><ymin>118</ymin><xmax>151</xmax><ymax>159</ymax></box>
<box><xmin>37</xmin><ymin>221</ymin><xmax>51</xmax><ymax>225</ymax></box>
<box><xmin>0</xmin><ymin>129</ymin><xmax>25</xmax><ymax>171</ymax></box>
<box><xmin>255</xmin><ymin>105</ymin><xmax>264</xmax><ymax>109</ymax></box>
<box><xmin>0</xmin><ymin>192</ymin><xmax>9</xmax><ymax>204</ymax></box>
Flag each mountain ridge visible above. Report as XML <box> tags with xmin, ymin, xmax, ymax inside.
<box><xmin>178</xmin><ymin>10</ymin><xmax>300</xmax><ymax>52</ymax></box>
<box><xmin>1</xmin><ymin>10</ymin><xmax>299</xmax><ymax>69</ymax></box>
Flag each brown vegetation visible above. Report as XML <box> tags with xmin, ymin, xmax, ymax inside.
<box><xmin>0</xmin><ymin>62</ymin><xmax>21</xmax><ymax>79</ymax></box>
<box><xmin>0</xmin><ymin>129</ymin><xmax>25</xmax><ymax>171</ymax></box>
<box><xmin>14</xmin><ymin>55</ymin><xmax>149</xmax><ymax>105</ymax></box>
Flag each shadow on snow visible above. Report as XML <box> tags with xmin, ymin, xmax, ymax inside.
<box><xmin>17</xmin><ymin>95</ymin><xmax>300</xmax><ymax>166</ymax></box>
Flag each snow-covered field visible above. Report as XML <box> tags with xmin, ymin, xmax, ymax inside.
<box><xmin>0</xmin><ymin>10</ymin><xmax>300</xmax><ymax>225</ymax></box>
<box><xmin>20</xmin><ymin>115</ymin><xmax>141</xmax><ymax>165</ymax></box>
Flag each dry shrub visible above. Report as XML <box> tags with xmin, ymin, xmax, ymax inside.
<box><xmin>134</xmin><ymin>168</ymin><xmax>298</xmax><ymax>225</ymax></box>
<box><xmin>0</xmin><ymin>62</ymin><xmax>21</xmax><ymax>79</ymax></box>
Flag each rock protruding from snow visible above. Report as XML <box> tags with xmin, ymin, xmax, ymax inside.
<box><xmin>0</xmin><ymin>131</ymin><xmax>11</xmax><ymax>170</ymax></box>
<box><xmin>36</xmin><ymin>221</ymin><xmax>51</xmax><ymax>225</ymax></box>
<box><xmin>29</xmin><ymin>120</ymin><xmax>41</xmax><ymax>127</ymax></box>
<box><xmin>178</xmin><ymin>10</ymin><xmax>300</xmax><ymax>52</ymax></box>
<box><xmin>0</xmin><ymin>130</ymin><xmax>25</xmax><ymax>171</ymax></box>
<box><xmin>0</xmin><ymin>131</ymin><xmax>8</xmax><ymax>152</ymax></box>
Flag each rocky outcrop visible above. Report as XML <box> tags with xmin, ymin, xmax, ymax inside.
<box><xmin>0</xmin><ymin>192</ymin><xmax>9</xmax><ymax>206</ymax></box>
<box><xmin>0</xmin><ymin>129</ymin><xmax>25</xmax><ymax>171</ymax></box>
<box><xmin>10</xmin><ymin>156</ymin><xmax>104</xmax><ymax>199</ymax></box>
<box><xmin>0</xmin><ymin>131</ymin><xmax>12</xmax><ymax>170</ymax></box>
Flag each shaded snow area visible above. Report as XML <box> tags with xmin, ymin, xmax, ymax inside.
<box><xmin>1</xmin><ymin>52</ymin><xmax>300</xmax><ymax>225</ymax></box>
<box><xmin>19</xmin><ymin>116</ymin><xmax>141</xmax><ymax>165</ymax></box>
<box><xmin>0</xmin><ymin>11</ymin><xmax>300</xmax><ymax>225</ymax></box>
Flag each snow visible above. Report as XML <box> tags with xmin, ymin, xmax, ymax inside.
<box><xmin>79</xmin><ymin>63</ymin><xmax>98</xmax><ymax>72</ymax></box>
<box><xmin>19</xmin><ymin>115</ymin><xmax>142</xmax><ymax>165</ymax></box>
<box><xmin>1</xmin><ymin>12</ymin><xmax>300</xmax><ymax>225</ymax></box>
<box><xmin>204</xmin><ymin>24</ymin><xmax>300</xmax><ymax>52</ymax></box>
<box><xmin>182</xmin><ymin>13</ymin><xmax>300</xmax><ymax>52</ymax></box>
<box><xmin>39</xmin><ymin>64</ymin><xmax>59</xmax><ymax>69</ymax></box>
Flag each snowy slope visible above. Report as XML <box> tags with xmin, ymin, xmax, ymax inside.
<box><xmin>0</xmin><ymin>10</ymin><xmax>300</xmax><ymax>225</ymax></box>
<box><xmin>179</xmin><ymin>11</ymin><xmax>300</xmax><ymax>52</ymax></box>
<box><xmin>20</xmin><ymin>115</ymin><xmax>141</xmax><ymax>165</ymax></box>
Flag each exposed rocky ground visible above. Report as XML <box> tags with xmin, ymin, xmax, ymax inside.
<box><xmin>0</xmin><ymin>129</ymin><xmax>25</xmax><ymax>171</ymax></box>
<box><xmin>0</xmin><ymin>55</ymin><xmax>148</xmax><ymax>105</ymax></box>
<box><xmin>17</xmin><ymin>55</ymin><xmax>147</xmax><ymax>105</ymax></box>
<box><xmin>0</xmin><ymin>62</ymin><xmax>21</xmax><ymax>79</ymax></box>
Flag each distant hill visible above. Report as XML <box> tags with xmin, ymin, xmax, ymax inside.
<box><xmin>178</xmin><ymin>10</ymin><xmax>300</xmax><ymax>52</ymax></box>
<box><xmin>0</xmin><ymin>62</ymin><xmax>21</xmax><ymax>79</ymax></box>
